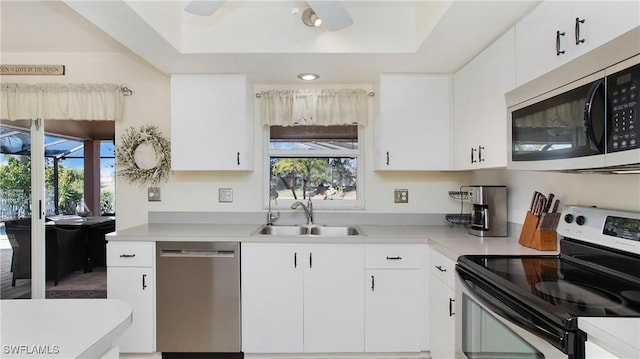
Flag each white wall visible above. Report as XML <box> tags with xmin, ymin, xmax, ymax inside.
<box><xmin>5</xmin><ymin>51</ymin><xmax>638</xmax><ymax>230</ymax></box>
<box><xmin>2</xmin><ymin>51</ymin><xmax>472</xmax><ymax>231</ymax></box>
<box><xmin>2</xmin><ymin>52</ymin><xmax>170</xmax><ymax>229</ymax></box>
<box><xmin>471</xmin><ymin>169</ymin><xmax>640</xmax><ymax>224</ymax></box>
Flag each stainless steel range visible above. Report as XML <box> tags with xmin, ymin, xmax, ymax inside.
<box><xmin>455</xmin><ymin>205</ymin><xmax>640</xmax><ymax>359</ymax></box>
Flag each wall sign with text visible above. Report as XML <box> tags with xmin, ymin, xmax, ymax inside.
<box><xmin>0</xmin><ymin>64</ymin><xmax>65</xmax><ymax>75</ymax></box>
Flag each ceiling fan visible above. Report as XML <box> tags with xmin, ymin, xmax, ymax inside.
<box><xmin>183</xmin><ymin>0</ymin><xmax>353</xmax><ymax>32</ymax></box>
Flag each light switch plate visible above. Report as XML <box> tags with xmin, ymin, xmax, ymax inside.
<box><xmin>219</xmin><ymin>188</ymin><xmax>233</xmax><ymax>203</ymax></box>
<box><xmin>394</xmin><ymin>189</ymin><xmax>408</xmax><ymax>203</ymax></box>
<box><xmin>148</xmin><ymin>187</ymin><xmax>161</xmax><ymax>202</ymax></box>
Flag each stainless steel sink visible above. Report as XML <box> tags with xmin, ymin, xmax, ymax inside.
<box><xmin>309</xmin><ymin>226</ymin><xmax>361</xmax><ymax>236</ymax></box>
<box><xmin>253</xmin><ymin>224</ymin><xmax>363</xmax><ymax>237</ymax></box>
<box><xmin>255</xmin><ymin>225</ymin><xmax>309</xmax><ymax>235</ymax></box>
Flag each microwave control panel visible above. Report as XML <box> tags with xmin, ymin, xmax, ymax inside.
<box><xmin>608</xmin><ymin>63</ymin><xmax>638</xmax><ymax>152</ymax></box>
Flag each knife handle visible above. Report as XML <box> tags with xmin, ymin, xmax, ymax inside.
<box><xmin>545</xmin><ymin>194</ymin><xmax>555</xmax><ymax>213</ymax></box>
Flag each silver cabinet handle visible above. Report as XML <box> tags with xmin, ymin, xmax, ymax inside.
<box><xmin>120</xmin><ymin>253</ymin><xmax>136</xmax><ymax>258</ymax></box>
<box><xmin>575</xmin><ymin>17</ymin><xmax>585</xmax><ymax>45</ymax></box>
<box><xmin>556</xmin><ymin>30</ymin><xmax>566</xmax><ymax>56</ymax></box>
<box><xmin>160</xmin><ymin>249</ymin><xmax>235</xmax><ymax>258</ymax></box>
<box><xmin>435</xmin><ymin>265</ymin><xmax>447</xmax><ymax>272</ymax></box>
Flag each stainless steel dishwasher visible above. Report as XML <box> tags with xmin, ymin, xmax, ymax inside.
<box><xmin>156</xmin><ymin>241</ymin><xmax>241</xmax><ymax>353</ymax></box>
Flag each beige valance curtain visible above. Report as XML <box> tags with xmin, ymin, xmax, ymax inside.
<box><xmin>1</xmin><ymin>83</ymin><xmax>125</xmax><ymax>121</ymax></box>
<box><xmin>259</xmin><ymin>89</ymin><xmax>369</xmax><ymax>126</ymax></box>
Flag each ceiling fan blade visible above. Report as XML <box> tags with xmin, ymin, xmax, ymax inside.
<box><xmin>306</xmin><ymin>1</ymin><xmax>353</xmax><ymax>31</ymax></box>
<box><xmin>184</xmin><ymin>1</ymin><xmax>226</xmax><ymax>16</ymax></box>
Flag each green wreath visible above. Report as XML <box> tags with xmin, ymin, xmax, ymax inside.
<box><xmin>116</xmin><ymin>125</ymin><xmax>171</xmax><ymax>186</ymax></box>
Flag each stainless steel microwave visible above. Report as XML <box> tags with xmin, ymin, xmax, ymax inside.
<box><xmin>507</xmin><ymin>55</ymin><xmax>639</xmax><ymax>172</ymax></box>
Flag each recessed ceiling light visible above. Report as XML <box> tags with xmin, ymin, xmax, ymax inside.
<box><xmin>301</xmin><ymin>8</ymin><xmax>322</xmax><ymax>27</ymax></box>
<box><xmin>297</xmin><ymin>73</ymin><xmax>320</xmax><ymax>81</ymax></box>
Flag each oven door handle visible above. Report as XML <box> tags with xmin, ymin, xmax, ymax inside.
<box><xmin>457</xmin><ymin>266</ymin><xmax>571</xmax><ymax>355</ymax></box>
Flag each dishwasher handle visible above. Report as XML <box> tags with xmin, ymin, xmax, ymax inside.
<box><xmin>160</xmin><ymin>249</ymin><xmax>236</xmax><ymax>258</ymax></box>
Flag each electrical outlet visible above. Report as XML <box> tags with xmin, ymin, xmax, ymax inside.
<box><xmin>219</xmin><ymin>188</ymin><xmax>233</xmax><ymax>203</ymax></box>
<box><xmin>394</xmin><ymin>189</ymin><xmax>408</xmax><ymax>203</ymax></box>
<box><xmin>148</xmin><ymin>187</ymin><xmax>161</xmax><ymax>202</ymax></box>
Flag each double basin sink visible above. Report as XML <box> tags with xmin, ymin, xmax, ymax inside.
<box><xmin>254</xmin><ymin>224</ymin><xmax>363</xmax><ymax>237</ymax></box>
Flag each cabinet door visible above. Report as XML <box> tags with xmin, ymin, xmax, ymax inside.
<box><xmin>303</xmin><ymin>245</ymin><xmax>365</xmax><ymax>353</ymax></box>
<box><xmin>454</xmin><ymin>29</ymin><xmax>515</xmax><ymax>170</ymax></box>
<box><xmin>107</xmin><ymin>267</ymin><xmax>154</xmax><ymax>353</ymax></box>
<box><xmin>365</xmin><ymin>270</ymin><xmax>422</xmax><ymax>352</ymax></box>
<box><xmin>571</xmin><ymin>1</ymin><xmax>640</xmax><ymax>59</ymax></box>
<box><xmin>515</xmin><ymin>1</ymin><xmax>573</xmax><ymax>86</ymax></box>
<box><xmin>241</xmin><ymin>244</ymin><xmax>304</xmax><ymax>353</ymax></box>
<box><xmin>376</xmin><ymin>74</ymin><xmax>452</xmax><ymax>170</ymax></box>
<box><xmin>171</xmin><ymin>74</ymin><xmax>253</xmax><ymax>171</ymax></box>
<box><xmin>429</xmin><ymin>276</ymin><xmax>455</xmax><ymax>359</ymax></box>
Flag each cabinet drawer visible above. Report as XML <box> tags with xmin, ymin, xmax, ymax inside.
<box><xmin>365</xmin><ymin>245</ymin><xmax>425</xmax><ymax>269</ymax></box>
<box><xmin>430</xmin><ymin>248</ymin><xmax>456</xmax><ymax>288</ymax></box>
<box><xmin>107</xmin><ymin>241</ymin><xmax>155</xmax><ymax>267</ymax></box>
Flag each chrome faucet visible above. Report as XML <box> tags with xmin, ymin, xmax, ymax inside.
<box><xmin>291</xmin><ymin>198</ymin><xmax>313</xmax><ymax>225</ymax></box>
<box><xmin>267</xmin><ymin>195</ymin><xmax>279</xmax><ymax>225</ymax></box>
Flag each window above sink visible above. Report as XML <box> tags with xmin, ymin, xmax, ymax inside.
<box><xmin>266</xmin><ymin>125</ymin><xmax>363</xmax><ymax>210</ymax></box>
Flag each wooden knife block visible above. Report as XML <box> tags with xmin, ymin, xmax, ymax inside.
<box><xmin>518</xmin><ymin>211</ymin><xmax>557</xmax><ymax>251</ymax></box>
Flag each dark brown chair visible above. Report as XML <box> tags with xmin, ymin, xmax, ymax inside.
<box><xmin>6</xmin><ymin>226</ymin><xmax>31</xmax><ymax>287</ymax></box>
<box><xmin>51</xmin><ymin>227</ymin><xmax>84</xmax><ymax>284</ymax></box>
<box><xmin>5</xmin><ymin>221</ymin><xmax>84</xmax><ymax>286</ymax></box>
<box><xmin>86</xmin><ymin>221</ymin><xmax>115</xmax><ymax>268</ymax></box>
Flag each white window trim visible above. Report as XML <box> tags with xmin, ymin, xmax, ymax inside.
<box><xmin>263</xmin><ymin>125</ymin><xmax>365</xmax><ymax>210</ymax></box>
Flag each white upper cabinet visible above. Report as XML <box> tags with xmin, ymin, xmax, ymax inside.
<box><xmin>453</xmin><ymin>29</ymin><xmax>516</xmax><ymax>170</ymax></box>
<box><xmin>170</xmin><ymin>74</ymin><xmax>254</xmax><ymax>171</ymax></box>
<box><xmin>516</xmin><ymin>1</ymin><xmax>640</xmax><ymax>86</ymax></box>
<box><xmin>375</xmin><ymin>74</ymin><xmax>452</xmax><ymax>171</ymax></box>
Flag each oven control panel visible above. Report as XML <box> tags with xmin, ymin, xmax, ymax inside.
<box><xmin>558</xmin><ymin>205</ymin><xmax>640</xmax><ymax>255</ymax></box>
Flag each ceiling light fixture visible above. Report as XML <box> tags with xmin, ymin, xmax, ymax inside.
<box><xmin>301</xmin><ymin>7</ymin><xmax>322</xmax><ymax>27</ymax></box>
<box><xmin>297</xmin><ymin>73</ymin><xmax>320</xmax><ymax>81</ymax></box>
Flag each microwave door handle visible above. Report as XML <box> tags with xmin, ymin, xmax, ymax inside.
<box><xmin>583</xmin><ymin>79</ymin><xmax>605</xmax><ymax>151</ymax></box>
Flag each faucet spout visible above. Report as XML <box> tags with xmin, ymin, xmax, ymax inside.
<box><xmin>291</xmin><ymin>199</ymin><xmax>313</xmax><ymax>225</ymax></box>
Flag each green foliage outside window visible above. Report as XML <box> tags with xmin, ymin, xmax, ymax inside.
<box><xmin>0</xmin><ymin>155</ymin><xmax>109</xmax><ymax>216</ymax></box>
<box><xmin>270</xmin><ymin>157</ymin><xmax>356</xmax><ymax>201</ymax></box>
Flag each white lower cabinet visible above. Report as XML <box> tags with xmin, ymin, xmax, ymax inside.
<box><xmin>106</xmin><ymin>241</ymin><xmax>155</xmax><ymax>353</ymax></box>
<box><xmin>242</xmin><ymin>242</ymin><xmax>429</xmax><ymax>356</ymax></box>
<box><xmin>429</xmin><ymin>247</ymin><xmax>456</xmax><ymax>359</ymax></box>
<box><xmin>241</xmin><ymin>243</ymin><xmax>364</xmax><ymax>354</ymax></box>
<box><xmin>365</xmin><ymin>269</ymin><xmax>423</xmax><ymax>352</ymax></box>
<box><xmin>364</xmin><ymin>244</ymin><xmax>429</xmax><ymax>353</ymax></box>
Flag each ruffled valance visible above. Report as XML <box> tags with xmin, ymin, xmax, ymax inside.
<box><xmin>259</xmin><ymin>89</ymin><xmax>369</xmax><ymax>126</ymax></box>
<box><xmin>1</xmin><ymin>83</ymin><xmax>125</xmax><ymax>121</ymax></box>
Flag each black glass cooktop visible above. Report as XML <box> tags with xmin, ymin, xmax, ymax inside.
<box><xmin>458</xmin><ymin>236</ymin><xmax>640</xmax><ymax>321</ymax></box>
<box><xmin>460</xmin><ymin>255</ymin><xmax>640</xmax><ymax>317</ymax></box>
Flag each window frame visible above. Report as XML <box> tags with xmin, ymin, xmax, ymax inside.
<box><xmin>264</xmin><ymin>125</ymin><xmax>365</xmax><ymax>210</ymax></box>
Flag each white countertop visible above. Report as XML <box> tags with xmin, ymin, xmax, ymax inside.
<box><xmin>580</xmin><ymin>317</ymin><xmax>640</xmax><ymax>358</ymax></box>
<box><xmin>0</xmin><ymin>299</ymin><xmax>132</xmax><ymax>358</ymax></box>
<box><xmin>107</xmin><ymin>222</ymin><xmax>557</xmax><ymax>258</ymax></box>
